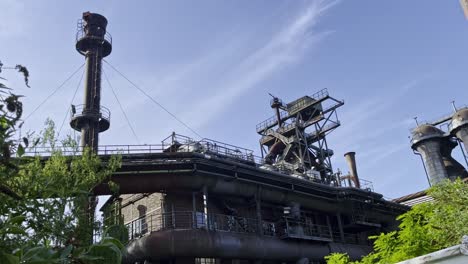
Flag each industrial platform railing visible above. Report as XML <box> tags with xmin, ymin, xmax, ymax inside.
<box><xmin>124</xmin><ymin>210</ymin><xmax>365</xmax><ymax>245</ymax></box>
<box><xmin>24</xmin><ymin>133</ymin><xmax>264</xmax><ymax>164</ymax></box>
<box><xmin>76</xmin><ymin>19</ymin><xmax>112</xmax><ymax>45</ymax></box>
<box><xmin>275</xmin><ymin>218</ymin><xmax>332</xmax><ymax>241</ymax></box>
<box><xmin>24</xmin><ymin>132</ymin><xmax>375</xmax><ymax>191</ymax></box>
<box><xmin>255</xmin><ymin>88</ymin><xmax>331</xmax><ymax>133</ymax></box>
<box><xmin>256</xmin><ymin>111</ymin><xmax>289</xmax><ymax>133</ymax></box>
<box><xmin>125</xmin><ymin>211</ymin><xmax>261</xmax><ymax>241</ymax></box>
<box><xmin>340</xmin><ymin>178</ymin><xmax>374</xmax><ymax>192</ymax></box>
<box><xmin>70</xmin><ymin>104</ymin><xmax>111</xmax><ymax>123</ymax></box>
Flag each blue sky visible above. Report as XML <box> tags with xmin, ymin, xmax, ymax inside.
<box><xmin>1</xmin><ymin>0</ymin><xmax>468</xmax><ymax>200</ymax></box>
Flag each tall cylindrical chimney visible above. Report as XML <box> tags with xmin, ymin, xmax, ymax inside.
<box><xmin>411</xmin><ymin>125</ymin><xmax>448</xmax><ymax>185</ymax></box>
<box><xmin>344</xmin><ymin>152</ymin><xmax>360</xmax><ymax>188</ymax></box>
<box><xmin>70</xmin><ymin>12</ymin><xmax>112</xmax><ymax>152</ymax></box>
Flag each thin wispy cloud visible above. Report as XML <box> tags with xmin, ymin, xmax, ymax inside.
<box><xmin>101</xmin><ymin>0</ymin><xmax>340</xmax><ymax>141</ymax></box>
<box><xmin>182</xmin><ymin>0</ymin><xmax>339</xmax><ymax>128</ymax></box>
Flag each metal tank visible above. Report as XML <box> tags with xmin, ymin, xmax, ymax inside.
<box><xmin>450</xmin><ymin>107</ymin><xmax>468</xmax><ymax>153</ymax></box>
<box><xmin>411</xmin><ymin>125</ymin><xmax>448</xmax><ymax>185</ymax></box>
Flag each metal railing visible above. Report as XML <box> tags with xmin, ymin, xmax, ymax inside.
<box><xmin>161</xmin><ymin>133</ymin><xmax>260</xmax><ymax>164</ymax></box>
<box><xmin>125</xmin><ymin>211</ymin><xmax>261</xmax><ymax>241</ymax></box>
<box><xmin>339</xmin><ymin>177</ymin><xmax>374</xmax><ymax>192</ymax></box>
<box><xmin>332</xmin><ymin>232</ymin><xmax>371</xmax><ymax>246</ymax></box>
<box><xmin>256</xmin><ymin>88</ymin><xmax>329</xmax><ymax>133</ymax></box>
<box><xmin>76</xmin><ymin>19</ymin><xmax>112</xmax><ymax>45</ymax></box>
<box><xmin>305</xmin><ymin>121</ymin><xmax>340</xmax><ymax>141</ymax></box>
<box><xmin>71</xmin><ymin>104</ymin><xmax>111</xmax><ymax>122</ymax></box>
<box><xmin>275</xmin><ymin>218</ymin><xmax>332</xmax><ymax>240</ymax></box>
<box><xmin>24</xmin><ymin>144</ymin><xmax>166</xmax><ymax>156</ymax></box>
<box><xmin>256</xmin><ymin>111</ymin><xmax>289</xmax><ymax>133</ymax></box>
<box><xmin>124</xmin><ymin>211</ymin><xmax>366</xmax><ymax>245</ymax></box>
<box><xmin>24</xmin><ymin>132</ymin><xmax>264</xmax><ymax>163</ymax></box>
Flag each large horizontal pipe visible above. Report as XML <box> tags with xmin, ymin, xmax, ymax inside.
<box><xmin>96</xmin><ymin>169</ymin><xmax>403</xmax><ymax>222</ymax></box>
<box><xmin>94</xmin><ymin>153</ymin><xmax>407</xmax><ymax>220</ymax></box>
<box><xmin>123</xmin><ymin>229</ymin><xmax>371</xmax><ymax>263</ymax></box>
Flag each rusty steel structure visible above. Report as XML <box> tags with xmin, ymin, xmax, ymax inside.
<box><xmin>70</xmin><ymin>12</ymin><xmax>112</xmax><ymax>151</ymax></box>
<box><xmin>38</xmin><ymin>12</ymin><xmax>414</xmax><ymax>264</ymax></box>
<box><xmin>257</xmin><ymin>91</ymin><xmax>343</xmax><ymax>185</ymax></box>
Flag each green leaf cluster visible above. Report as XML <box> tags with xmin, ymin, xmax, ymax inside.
<box><xmin>325</xmin><ymin>179</ymin><xmax>468</xmax><ymax>264</ymax></box>
<box><xmin>0</xmin><ymin>62</ymin><xmax>125</xmax><ymax>263</ymax></box>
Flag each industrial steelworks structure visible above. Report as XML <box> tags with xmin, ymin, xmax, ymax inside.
<box><xmin>410</xmin><ymin>106</ymin><xmax>468</xmax><ymax>186</ymax></box>
<box><xmin>59</xmin><ymin>12</ymin><xmax>410</xmax><ymax>264</ymax></box>
<box><xmin>394</xmin><ymin>105</ymin><xmax>468</xmax><ymax>207</ymax></box>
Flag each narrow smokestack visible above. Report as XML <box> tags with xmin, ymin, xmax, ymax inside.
<box><xmin>344</xmin><ymin>152</ymin><xmax>360</xmax><ymax>188</ymax></box>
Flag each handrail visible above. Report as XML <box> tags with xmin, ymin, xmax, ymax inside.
<box><xmin>256</xmin><ymin>111</ymin><xmax>289</xmax><ymax>132</ymax></box>
<box><xmin>76</xmin><ymin>19</ymin><xmax>112</xmax><ymax>45</ymax></box>
<box><xmin>71</xmin><ymin>104</ymin><xmax>111</xmax><ymax>121</ymax></box>
<box><xmin>23</xmin><ymin>132</ymin><xmax>265</xmax><ymax>164</ymax></box>
<box><xmin>256</xmin><ymin>88</ymin><xmax>330</xmax><ymax>133</ymax></box>
<box><xmin>123</xmin><ymin>210</ymin><xmax>365</xmax><ymax>245</ymax></box>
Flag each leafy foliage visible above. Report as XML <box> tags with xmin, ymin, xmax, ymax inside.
<box><xmin>0</xmin><ymin>63</ymin><xmax>125</xmax><ymax>263</ymax></box>
<box><xmin>325</xmin><ymin>179</ymin><xmax>468</xmax><ymax>264</ymax></box>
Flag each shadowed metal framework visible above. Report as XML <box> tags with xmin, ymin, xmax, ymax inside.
<box><xmin>257</xmin><ymin>89</ymin><xmax>343</xmax><ymax>185</ymax></box>
<box><xmin>90</xmin><ymin>132</ymin><xmax>408</xmax><ymax>264</ymax></box>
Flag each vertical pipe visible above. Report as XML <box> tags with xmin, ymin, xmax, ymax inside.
<box><xmin>455</xmin><ymin>128</ymin><xmax>468</xmax><ymax>154</ymax></box>
<box><xmin>275</xmin><ymin>107</ymin><xmax>282</xmax><ymax>127</ymax></box>
<box><xmin>81</xmin><ymin>49</ymin><xmax>103</xmax><ymax>151</ymax></box>
<box><xmin>171</xmin><ymin>203</ymin><xmax>175</xmax><ymax>228</ymax></box>
<box><xmin>192</xmin><ymin>192</ymin><xmax>197</xmax><ymax>228</ymax></box>
<box><xmin>344</xmin><ymin>152</ymin><xmax>360</xmax><ymax>188</ymax></box>
<box><xmin>457</xmin><ymin>138</ymin><xmax>468</xmax><ymax>168</ymax></box>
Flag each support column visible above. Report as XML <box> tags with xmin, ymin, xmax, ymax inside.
<box><xmin>336</xmin><ymin>213</ymin><xmax>345</xmax><ymax>243</ymax></box>
<box><xmin>192</xmin><ymin>192</ymin><xmax>197</xmax><ymax>228</ymax></box>
<box><xmin>203</xmin><ymin>186</ymin><xmax>209</xmax><ymax>228</ymax></box>
<box><xmin>255</xmin><ymin>187</ymin><xmax>263</xmax><ymax>235</ymax></box>
<box><xmin>326</xmin><ymin>215</ymin><xmax>333</xmax><ymax>239</ymax></box>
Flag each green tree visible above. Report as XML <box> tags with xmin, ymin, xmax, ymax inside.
<box><xmin>0</xmin><ymin>62</ymin><xmax>125</xmax><ymax>263</ymax></box>
<box><xmin>325</xmin><ymin>179</ymin><xmax>468</xmax><ymax>264</ymax></box>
